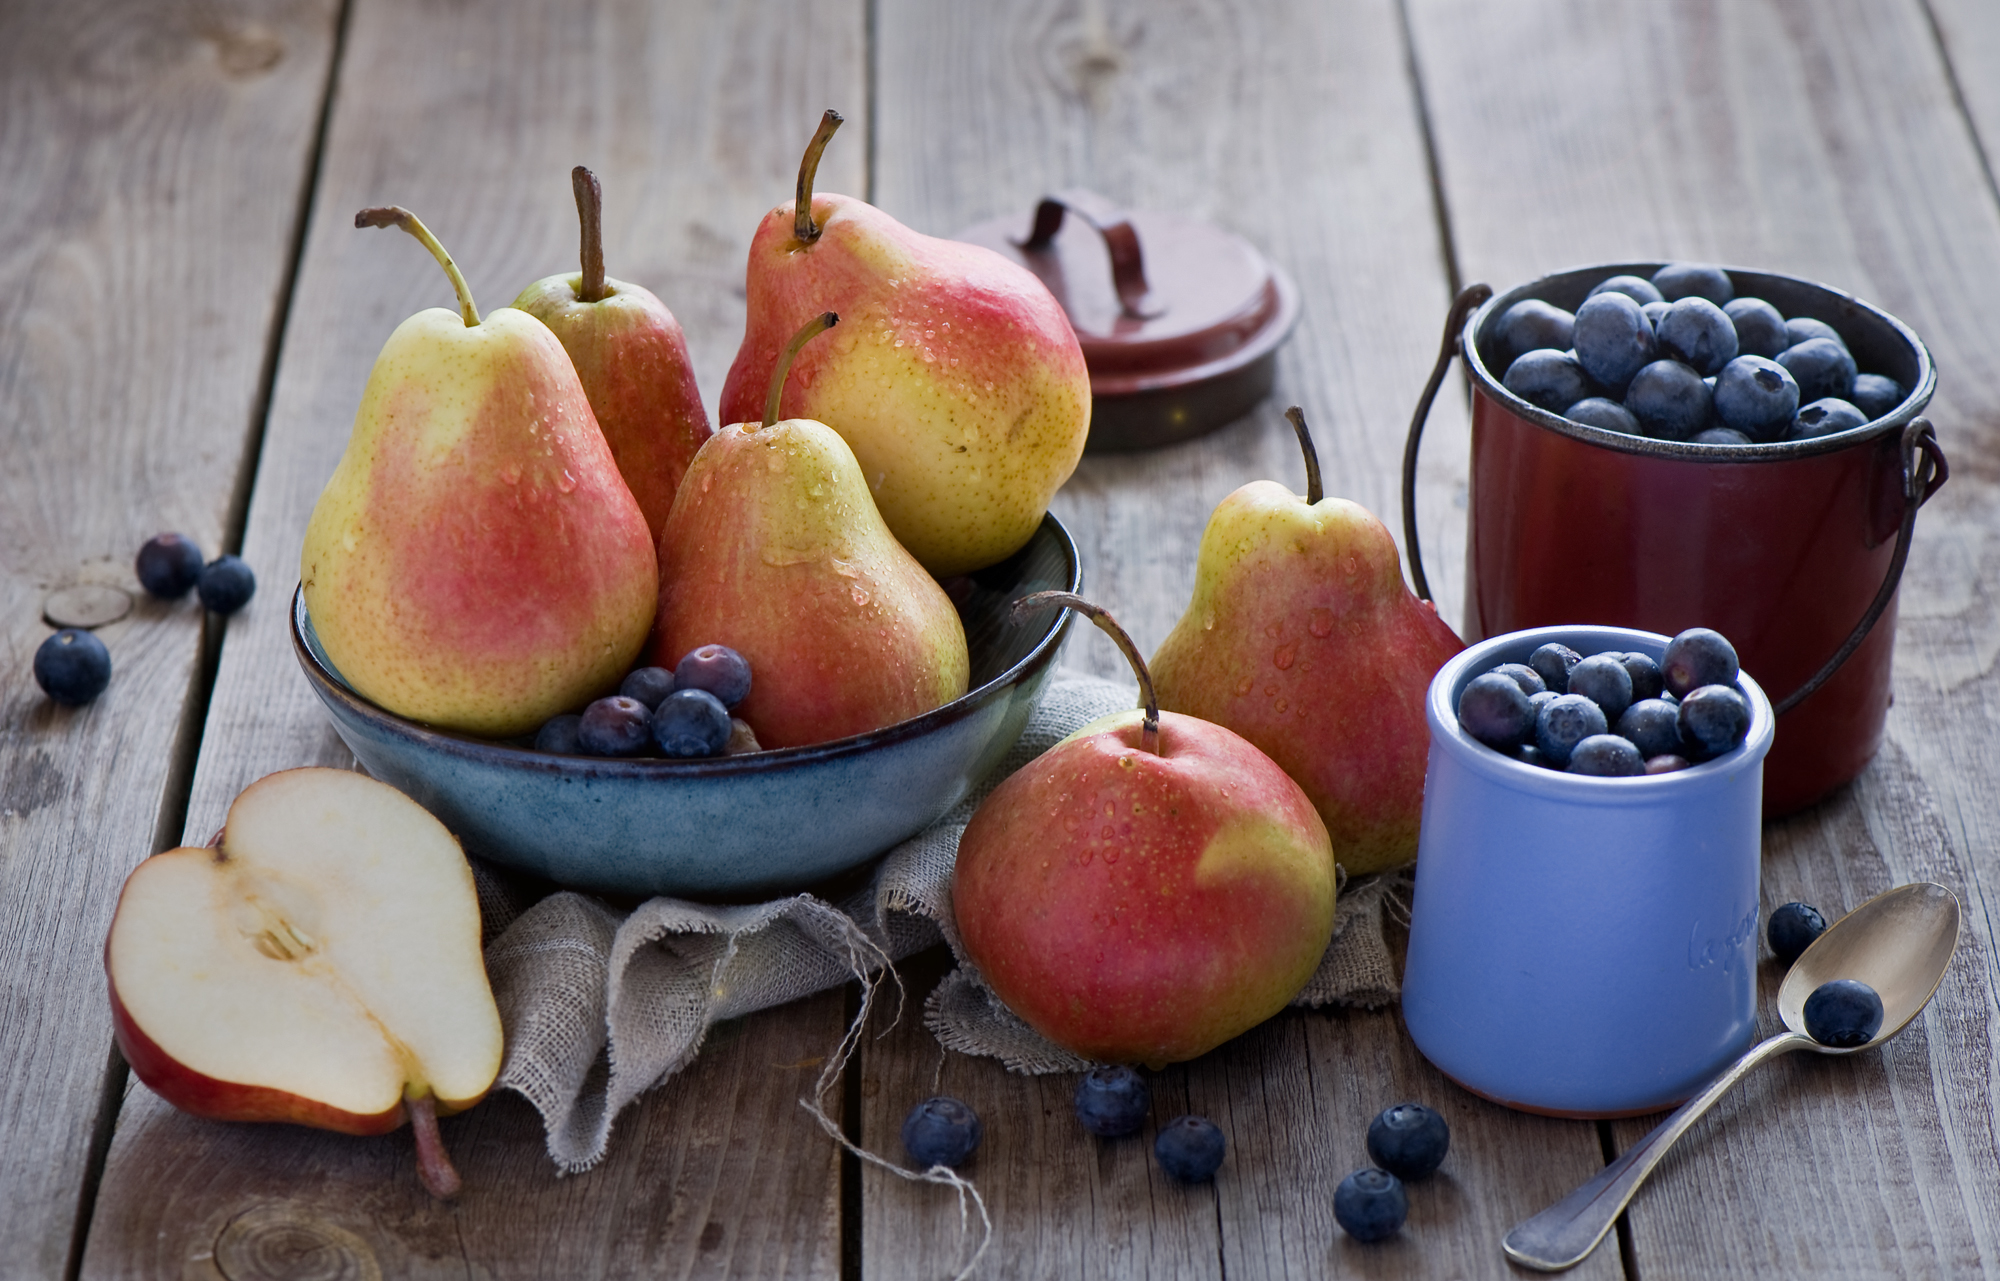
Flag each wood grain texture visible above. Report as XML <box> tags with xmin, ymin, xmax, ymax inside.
<box><xmin>0</xmin><ymin>0</ymin><xmax>337</xmax><ymax>1273</ymax></box>
<box><xmin>1407</xmin><ymin>0</ymin><xmax>2000</xmax><ymax>1273</ymax></box>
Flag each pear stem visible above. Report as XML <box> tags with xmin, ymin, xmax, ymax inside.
<box><xmin>1284</xmin><ymin>406</ymin><xmax>1324</xmax><ymax>505</ymax></box>
<box><xmin>1012</xmin><ymin>591</ymin><xmax>1161</xmax><ymax>755</ymax></box>
<box><xmin>572</xmin><ymin>166</ymin><xmax>607</xmax><ymax>304</ymax></box>
<box><xmin>356</xmin><ymin>207</ymin><xmax>479</xmax><ymax>327</ymax></box>
<box><xmin>792</xmin><ymin>109</ymin><xmax>844</xmax><ymax>244</ymax></box>
<box><xmin>407</xmin><ymin>1095</ymin><xmax>463</xmax><ymax>1200</ymax></box>
<box><xmin>764</xmin><ymin>311</ymin><xmax>839</xmax><ymax>427</ymax></box>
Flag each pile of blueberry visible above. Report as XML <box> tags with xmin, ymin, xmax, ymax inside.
<box><xmin>532</xmin><ymin>644</ymin><xmax>755</xmax><ymax>759</ymax></box>
<box><xmin>1492</xmin><ymin>262</ymin><xmax>1905</xmax><ymax>445</ymax></box>
<box><xmin>1766</xmin><ymin>901</ymin><xmax>1885</xmax><ymax>1048</ymax></box>
<box><xmin>1071</xmin><ymin>1066</ymin><xmax>1228</xmax><ymax>1182</ymax></box>
<box><xmin>1335</xmin><ymin>1102</ymin><xmax>1451</xmax><ymax>1243</ymax></box>
<box><xmin>1456</xmin><ymin>627</ymin><xmax>1752</xmax><ymax>776</ymax></box>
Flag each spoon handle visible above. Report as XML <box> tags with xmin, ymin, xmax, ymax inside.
<box><xmin>1503</xmin><ymin>1030</ymin><xmax>1816</xmax><ymax>1271</ymax></box>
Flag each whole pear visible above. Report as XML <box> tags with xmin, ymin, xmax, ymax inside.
<box><xmin>513</xmin><ymin>167</ymin><xmax>712</xmax><ymax>541</ymax></box>
<box><xmin>953</xmin><ymin>595</ymin><xmax>1336</xmax><ymax>1068</ymax></box>
<box><xmin>717</xmin><ymin>111</ymin><xmax>1090</xmax><ymax>578</ymax></box>
<box><xmin>652</xmin><ymin>313</ymin><xmax>970</xmax><ymax>748</ymax></box>
<box><xmin>1150</xmin><ymin>408</ymin><xmax>1464</xmax><ymax>875</ymax></box>
<box><xmin>303</xmin><ymin>207</ymin><xmax>657</xmax><ymax>739</ymax></box>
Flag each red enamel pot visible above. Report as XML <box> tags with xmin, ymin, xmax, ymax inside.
<box><xmin>1401</xmin><ymin>266</ymin><xmax>1947</xmax><ymax>817</ymax></box>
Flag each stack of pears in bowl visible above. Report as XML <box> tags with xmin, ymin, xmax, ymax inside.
<box><xmin>293</xmin><ymin>128</ymin><xmax>1090</xmax><ymax>898</ymax></box>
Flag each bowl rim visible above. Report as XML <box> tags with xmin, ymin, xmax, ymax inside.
<box><xmin>291</xmin><ymin>513</ymin><xmax>1081</xmax><ymax>777</ymax></box>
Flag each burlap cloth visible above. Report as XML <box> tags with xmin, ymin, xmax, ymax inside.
<box><xmin>475</xmin><ymin>671</ymin><xmax>1411</xmax><ymax>1174</ymax></box>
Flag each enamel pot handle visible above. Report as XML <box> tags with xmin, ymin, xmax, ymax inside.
<box><xmin>1399</xmin><ymin>283</ymin><xmax>1491</xmax><ymax>604</ymax></box>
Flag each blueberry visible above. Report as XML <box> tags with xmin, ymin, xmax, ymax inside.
<box><xmin>1503</xmin><ymin>348</ymin><xmax>1593</xmax><ymax>414</ymax></box>
<box><xmin>1568</xmin><ymin>734</ymin><xmax>1645</xmax><ymax>776</ymax></box>
<box><xmin>618</xmin><ymin>666</ymin><xmax>676</xmax><ymax>709</ymax></box>
<box><xmin>196</xmin><ymin>555</ymin><xmax>257</xmax><ymax>615</ymax></box>
<box><xmin>1712</xmin><ymin>355</ymin><xmax>1800</xmax><ymax>441</ymax></box>
<box><xmin>534</xmin><ymin>712</ymin><xmax>584</xmax><ymax>754</ymax></box>
<box><xmin>1589</xmin><ymin>275</ymin><xmax>1666</xmax><ymax>307</ymax></box>
<box><xmin>902</xmin><ymin>1096</ymin><xmax>982</xmax><ymax>1169</ymax></box>
<box><xmin>1528</xmin><ymin>643</ymin><xmax>1583</xmax><ymax>694</ymax></box>
<box><xmin>578</xmin><ymin>695</ymin><xmax>654</xmax><ymax>756</ymax></box>
<box><xmin>1458</xmin><ymin>673</ymin><xmax>1534</xmax><ymax>749</ymax></box>
<box><xmin>673</xmin><ymin>644</ymin><xmax>753</xmax><ymax>709</ymax></box>
<box><xmin>1641</xmin><ymin>300</ymin><xmax>1670</xmax><ymax>330</ymax></box>
<box><xmin>1803</xmin><ymin>978</ymin><xmax>1884</xmax><ymax>1048</ymax></box>
<box><xmin>1495</xmin><ymin>299</ymin><xmax>1575</xmax><ymax>366</ymax></box>
<box><xmin>1492</xmin><ymin>662</ymin><xmax>1547</xmax><ymax>696</ymax></box>
<box><xmin>1767</xmin><ymin>902</ymin><xmax>1828</xmax><ymax>965</ymax></box>
<box><xmin>34</xmin><ymin>628</ymin><xmax>112</xmax><ymax>705</ymax></box>
<box><xmin>1624</xmin><ymin>360</ymin><xmax>1713</xmax><ymax>441</ymax></box>
<box><xmin>1778</xmin><ymin>337</ymin><xmax>1857</xmax><ymax>404</ymax></box>
<box><xmin>1567</xmin><ymin>653</ymin><xmax>1634</xmax><ymax>720</ymax></box>
<box><xmin>1564</xmin><ymin>396</ymin><xmax>1642</xmax><ymax>436</ymax></box>
<box><xmin>1073</xmin><ymin>1066</ymin><xmax>1150</xmax><ymax>1137</ymax></box>
<box><xmin>1367</xmin><ymin>1103</ymin><xmax>1450</xmax><ymax>1180</ymax></box>
<box><xmin>1154</xmin><ymin>1115</ymin><xmax>1225</xmax><ymax>1182</ymax></box>
<box><xmin>1679</xmin><ymin>684</ymin><xmax>1751</xmax><ymax>754</ymax></box>
<box><xmin>1618</xmin><ymin>652</ymin><xmax>1664</xmax><ymax>701</ymax></box>
<box><xmin>135</xmin><ymin>533</ymin><xmax>204</xmax><ymax>599</ymax></box>
<box><xmin>1849</xmin><ymin>373</ymin><xmax>1904</xmax><ymax>420</ymax></box>
<box><xmin>1791</xmin><ymin>397</ymin><xmax>1868</xmax><ymax>441</ymax></box>
<box><xmin>1661</xmin><ymin>627</ymin><xmax>1739</xmax><ymax>698</ymax></box>
<box><xmin>1653</xmin><ymin>298</ymin><xmax>1738</xmax><ymax>376</ymax></box>
<box><xmin>1651</xmin><ymin>262</ymin><xmax>1734</xmax><ymax>305</ymax></box>
<box><xmin>1572</xmin><ymin>292</ymin><xmax>1656</xmax><ymax>393</ymax></box>
<box><xmin>1644</xmin><ymin>754</ymin><xmax>1692</xmax><ymax>775</ymax></box>
<box><xmin>1334</xmin><ymin>1168</ymin><xmax>1408</xmax><ymax>1242</ymax></box>
<box><xmin>650</xmin><ymin>688</ymin><xmax>733</xmax><ymax>757</ymax></box>
<box><xmin>1615</xmin><ymin>698</ymin><xmax>1685</xmax><ymax>759</ymax></box>
<box><xmin>1723</xmin><ymin>298</ymin><xmax>1790</xmax><ymax>358</ymax></box>
<box><xmin>1785</xmin><ymin>317</ymin><xmax>1847</xmax><ymax>351</ymax></box>
<box><xmin>1692</xmin><ymin>426</ymin><xmax>1754</xmax><ymax>445</ymax></box>
<box><xmin>1536</xmin><ymin>693</ymin><xmax>1608</xmax><ymax>767</ymax></box>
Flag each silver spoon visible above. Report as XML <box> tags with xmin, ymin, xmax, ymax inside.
<box><xmin>1503</xmin><ymin>881</ymin><xmax>1961</xmax><ymax>1272</ymax></box>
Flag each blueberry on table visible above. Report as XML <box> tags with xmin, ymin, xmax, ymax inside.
<box><xmin>1778</xmin><ymin>336</ymin><xmax>1857</xmax><ymax>404</ymax></box>
<box><xmin>1536</xmin><ymin>693</ymin><xmax>1608</xmax><ymax>767</ymax></box>
<box><xmin>1492</xmin><ymin>662</ymin><xmax>1547</xmax><ymax>696</ymax></box>
<box><xmin>1334</xmin><ymin>1168</ymin><xmax>1408</xmax><ymax>1242</ymax></box>
<box><xmin>1615</xmin><ymin>698</ymin><xmax>1685</xmax><ymax>760</ymax></box>
<box><xmin>1679</xmin><ymin>684</ymin><xmax>1751</xmax><ymax>754</ymax></box>
<box><xmin>1654</xmin><ymin>297</ymin><xmax>1739</xmax><ymax>376</ymax></box>
<box><xmin>1073</xmin><ymin>1065</ymin><xmax>1150</xmax><ymax>1137</ymax></box>
<box><xmin>673</xmin><ymin>644</ymin><xmax>753</xmax><ymax>709</ymax></box>
<box><xmin>1588</xmin><ymin>274</ymin><xmax>1665</xmax><ymax>306</ymax></box>
<box><xmin>1154</xmin><ymin>1115</ymin><xmax>1225</xmax><ymax>1182</ymax></box>
<box><xmin>578</xmin><ymin>695</ymin><xmax>654</xmax><ymax>756</ymax></box>
<box><xmin>1803</xmin><ymin>978</ymin><xmax>1884</xmax><ymax>1048</ymax></box>
<box><xmin>618</xmin><ymin>666</ymin><xmax>676</xmax><ymax>709</ymax></box>
<box><xmin>651</xmin><ymin>688</ymin><xmax>733</xmax><ymax>757</ymax></box>
<box><xmin>1651</xmin><ymin>262</ymin><xmax>1735</xmax><ymax>305</ymax></box>
<box><xmin>533</xmin><ymin>713</ymin><xmax>584</xmax><ymax>754</ymax></box>
<box><xmin>902</xmin><ymin>1096</ymin><xmax>983</xmax><ymax>1169</ymax></box>
<box><xmin>1791</xmin><ymin>397</ymin><xmax>1868</xmax><ymax>441</ymax></box>
<box><xmin>1573</xmin><ymin>292</ymin><xmax>1656</xmax><ymax>393</ymax></box>
<box><xmin>1568</xmin><ymin>734</ymin><xmax>1646</xmax><ymax>776</ymax></box>
<box><xmin>34</xmin><ymin>628</ymin><xmax>112</xmax><ymax>705</ymax></box>
<box><xmin>1713</xmin><ymin>355</ymin><xmax>1800</xmax><ymax>441</ymax></box>
<box><xmin>1661</xmin><ymin>628</ymin><xmax>1739</xmax><ymax>698</ymax></box>
<box><xmin>1768</xmin><ymin>901</ymin><xmax>1828</xmax><ymax>965</ymax></box>
<box><xmin>135</xmin><ymin>533</ymin><xmax>204</xmax><ymax>599</ymax></box>
<box><xmin>1785</xmin><ymin>317</ymin><xmax>1847</xmax><ymax>351</ymax></box>
<box><xmin>1564</xmin><ymin>396</ymin><xmax>1642</xmax><ymax>436</ymax></box>
<box><xmin>1724</xmin><ymin>297</ymin><xmax>1790</xmax><ymax>358</ymax></box>
<box><xmin>1850</xmin><ymin>373</ymin><xmax>1905</xmax><ymax>420</ymax></box>
<box><xmin>1495</xmin><ymin>298</ymin><xmax>1575</xmax><ymax>366</ymax></box>
<box><xmin>196</xmin><ymin>555</ymin><xmax>256</xmax><ymax>615</ymax></box>
<box><xmin>1625</xmin><ymin>359</ymin><xmax>1713</xmax><ymax>440</ymax></box>
<box><xmin>1617</xmin><ymin>652</ymin><xmax>1664</xmax><ymax>701</ymax></box>
<box><xmin>1367</xmin><ymin>1103</ymin><xmax>1450</xmax><ymax>1181</ymax></box>
<box><xmin>1503</xmin><ymin>348</ymin><xmax>1593</xmax><ymax>414</ymax></box>
<box><xmin>1568</xmin><ymin>653</ymin><xmax>1635</xmax><ymax>720</ymax></box>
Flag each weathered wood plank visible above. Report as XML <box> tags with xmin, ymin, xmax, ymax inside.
<box><xmin>1929</xmin><ymin>0</ymin><xmax>2000</xmax><ymax>196</ymax></box>
<box><xmin>1408</xmin><ymin>0</ymin><xmax>2000</xmax><ymax>1273</ymax></box>
<box><xmin>81</xmin><ymin>0</ymin><xmax>865</xmax><ymax>1274</ymax></box>
<box><xmin>0</xmin><ymin>0</ymin><xmax>338</xmax><ymax>1273</ymax></box>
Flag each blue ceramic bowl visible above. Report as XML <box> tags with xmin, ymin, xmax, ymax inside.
<box><xmin>292</xmin><ymin>514</ymin><xmax>1080</xmax><ymax>898</ymax></box>
<box><xmin>1401</xmin><ymin>625</ymin><xmax>1774</xmax><ymax>1118</ymax></box>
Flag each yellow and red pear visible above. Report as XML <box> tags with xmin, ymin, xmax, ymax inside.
<box><xmin>302</xmin><ymin>206</ymin><xmax>657</xmax><ymax>738</ymax></box>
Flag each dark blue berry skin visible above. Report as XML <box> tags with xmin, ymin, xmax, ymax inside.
<box><xmin>1679</xmin><ymin>685</ymin><xmax>1751</xmax><ymax>754</ymax></box>
<box><xmin>1334</xmin><ymin>1168</ymin><xmax>1408</xmax><ymax>1242</ymax></box>
<box><xmin>652</xmin><ymin>688</ymin><xmax>733</xmax><ymax>757</ymax></box>
<box><xmin>1573</xmin><ymin>292</ymin><xmax>1656</xmax><ymax>394</ymax></box>
<box><xmin>1536</xmin><ymin>694</ymin><xmax>1608</xmax><ymax>767</ymax></box>
<box><xmin>1618</xmin><ymin>652</ymin><xmax>1665</xmax><ymax>701</ymax></box>
<box><xmin>136</xmin><ymin>533</ymin><xmax>204</xmax><ymax>599</ymax></box>
<box><xmin>1565</xmin><ymin>396</ymin><xmax>1642</xmax><ymax>436</ymax></box>
<box><xmin>1654</xmin><ymin>298</ymin><xmax>1738</xmax><ymax>376</ymax></box>
<box><xmin>1503</xmin><ymin>348</ymin><xmax>1593</xmax><ymax>414</ymax></box>
<box><xmin>1692</xmin><ymin>426</ymin><xmax>1753</xmax><ymax>445</ymax></box>
<box><xmin>534</xmin><ymin>713</ymin><xmax>584</xmax><ymax>754</ymax></box>
<box><xmin>1849</xmin><ymin>373</ymin><xmax>1904</xmax><ymax>420</ymax></box>
<box><xmin>1767</xmin><ymin>902</ymin><xmax>1828</xmax><ymax>965</ymax></box>
<box><xmin>1662</xmin><ymin>628</ymin><xmax>1739</xmax><ymax>698</ymax></box>
<box><xmin>1713</xmin><ymin>355</ymin><xmax>1800</xmax><ymax>441</ymax></box>
<box><xmin>1529</xmin><ymin>643</ymin><xmax>1583</xmax><ymax>694</ymax></box>
<box><xmin>1589</xmin><ymin>274</ymin><xmax>1665</xmax><ymax>306</ymax></box>
<box><xmin>196</xmin><ymin>555</ymin><xmax>256</xmax><ymax>615</ymax></box>
<box><xmin>1778</xmin><ymin>337</ymin><xmax>1857</xmax><ymax>404</ymax></box>
<box><xmin>1785</xmin><ymin>317</ymin><xmax>1847</xmax><ymax>350</ymax></box>
<box><xmin>1495</xmin><ymin>299</ymin><xmax>1575</xmax><ymax>366</ymax></box>
<box><xmin>1803</xmin><ymin>979</ymin><xmax>1884</xmax><ymax>1048</ymax></box>
<box><xmin>1458</xmin><ymin>673</ymin><xmax>1535</xmax><ymax>749</ymax></box>
<box><xmin>1616</xmin><ymin>699</ymin><xmax>1685</xmax><ymax>759</ymax></box>
<box><xmin>618</xmin><ymin>666</ymin><xmax>676</xmax><ymax>709</ymax></box>
<box><xmin>902</xmin><ymin>1096</ymin><xmax>983</xmax><ymax>1169</ymax></box>
<box><xmin>1493</xmin><ymin>662</ymin><xmax>1546</xmax><ymax>696</ymax></box>
<box><xmin>1568</xmin><ymin>653</ymin><xmax>1635</xmax><ymax>720</ymax></box>
<box><xmin>1791</xmin><ymin>397</ymin><xmax>1868</xmax><ymax>441</ymax></box>
<box><xmin>1367</xmin><ymin>1104</ymin><xmax>1450</xmax><ymax>1180</ymax></box>
<box><xmin>1624</xmin><ymin>360</ymin><xmax>1713</xmax><ymax>441</ymax></box>
<box><xmin>34</xmin><ymin>629</ymin><xmax>112</xmax><ymax>705</ymax></box>
<box><xmin>1155</xmin><ymin>1115</ymin><xmax>1226</xmax><ymax>1182</ymax></box>
<box><xmin>1568</xmin><ymin>734</ymin><xmax>1646</xmax><ymax>776</ymax></box>
<box><xmin>1074</xmin><ymin>1066</ymin><xmax>1150</xmax><ymax>1137</ymax></box>
<box><xmin>1724</xmin><ymin>298</ymin><xmax>1790</xmax><ymax>358</ymax></box>
<box><xmin>1642</xmin><ymin>300</ymin><xmax>1670</xmax><ymax>330</ymax></box>
<box><xmin>1652</xmin><ymin>263</ymin><xmax>1734</xmax><ymax>305</ymax></box>
<box><xmin>674</xmin><ymin>645</ymin><xmax>753</xmax><ymax>710</ymax></box>
<box><xmin>578</xmin><ymin>695</ymin><xmax>654</xmax><ymax>756</ymax></box>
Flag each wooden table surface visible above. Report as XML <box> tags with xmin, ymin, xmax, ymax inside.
<box><xmin>6</xmin><ymin>0</ymin><xmax>1999</xmax><ymax>1276</ymax></box>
